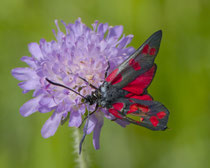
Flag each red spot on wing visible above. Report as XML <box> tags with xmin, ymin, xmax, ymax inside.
<box><xmin>157</xmin><ymin>111</ymin><xmax>166</xmax><ymax>119</ymax></box>
<box><xmin>112</xmin><ymin>102</ymin><xmax>124</xmax><ymax>111</ymax></box>
<box><xmin>142</xmin><ymin>44</ymin><xmax>149</xmax><ymax>55</ymax></box>
<box><xmin>111</xmin><ymin>73</ymin><xmax>122</xmax><ymax>85</ymax></box>
<box><xmin>105</xmin><ymin>68</ymin><xmax>118</xmax><ymax>82</ymax></box>
<box><xmin>140</xmin><ymin>117</ymin><xmax>144</xmax><ymax>122</ymax></box>
<box><xmin>125</xmin><ymin>93</ymin><xmax>153</xmax><ymax>101</ymax></box>
<box><xmin>109</xmin><ymin>102</ymin><xmax>124</xmax><ymax>119</ymax></box>
<box><xmin>129</xmin><ymin>59</ymin><xmax>141</xmax><ymax>71</ymax></box>
<box><xmin>127</xmin><ymin>103</ymin><xmax>149</xmax><ymax>114</ymax></box>
<box><xmin>122</xmin><ymin>65</ymin><xmax>156</xmax><ymax>95</ymax></box>
<box><xmin>150</xmin><ymin>116</ymin><xmax>159</xmax><ymax>127</ymax></box>
<box><xmin>149</xmin><ymin>48</ymin><xmax>156</xmax><ymax>55</ymax></box>
<box><xmin>108</xmin><ymin>109</ymin><xmax>123</xmax><ymax>119</ymax></box>
<box><xmin>128</xmin><ymin>99</ymin><xmax>134</xmax><ymax>103</ymax></box>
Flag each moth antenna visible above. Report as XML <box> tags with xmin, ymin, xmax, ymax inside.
<box><xmin>46</xmin><ymin>78</ymin><xmax>87</xmax><ymax>100</ymax></box>
<box><xmin>104</xmin><ymin>61</ymin><xmax>110</xmax><ymax>79</ymax></box>
<box><xmin>78</xmin><ymin>76</ymin><xmax>98</xmax><ymax>90</ymax></box>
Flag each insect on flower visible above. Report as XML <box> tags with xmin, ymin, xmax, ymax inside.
<box><xmin>46</xmin><ymin>30</ymin><xmax>170</xmax><ymax>153</ymax></box>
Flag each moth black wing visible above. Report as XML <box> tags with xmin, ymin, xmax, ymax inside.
<box><xmin>105</xmin><ymin>30</ymin><xmax>162</xmax><ymax>96</ymax></box>
<box><xmin>108</xmin><ymin>98</ymin><xmax>169</xmax><ymax>131</ymax></box>
<box><xmin>105</xmin><ymin>30</ymin><xmax>169</xmax><ymax>130</ymax></box>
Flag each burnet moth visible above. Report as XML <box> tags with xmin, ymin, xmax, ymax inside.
<box><xmin>46</xmin><ymin>30</ymin><xmax>169</xmax><ymax>153</ymax></box>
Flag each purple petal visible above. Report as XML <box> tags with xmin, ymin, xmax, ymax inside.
<box><xmin>98</xmin><ymin>40</ymin><xmax>108</xmax><ymax>51</ymax></box>
<box><xmin>75</xmin><ymin>18</ymin><xmax>83</xmax><ymax>35</ymax></box>
<box><xmin>97</xmin><ymin>23</ymin><xmax>108</xmax><ymax>40</ymax></box>
<box><xmin>61</xmin><ymin>20</ymin><xmax>69</xmax><ymax>34</ymax></box>
<box><xmin>20</xmin><ymin>96</ymin><xmax>42</xmax><ymax>117</ymax></box>
<box><xmin>41</xmin><ymin>111</ymin><xmax>63</xmax><ymax>138</ymax></box>
<box><xmin>28</xmin><ymin>43</ymin><xmax>43</xmax><ymax>60</ymax></box>
<box><xmin>21</xmin><ymin>56</ymin><xmax>37</xmax><ymax>68</ymax></box>
<box><xmin>69</xmin><ymin>18</ymin><xmax>83</xmax><ymax>39</ymax></box>
<box><xmin>107</xmin><ymin>26</ymin><xmax>123</xmax><ymax>40</ymax></box>
<box><xmin>122</xmin><ymin>46</ymin><xmax>135</xmax><ymax>55</ymax></box>
<box><xmin>115</xmin><ymin>119</ymin><xmax>130</xmax><ymax>127</ymax></box>
<box><xmin>33</xmin><ymin>88</ymin><xmax>44</xmax><ymax>97</ymax></box>
<box><xmin>77</xmin><ymin>105</ymin><xmax>86</xmax><ymax>115</ymax></box>
<box><xmin>39</xmin><ymin>96</ymin><xmax>52</xmax><ymax>106</ymax></box>
<box><xmin>52</xmin><ymin>63</ymin><xmax>60</xmax><ymax>74</ymax></box>
<box><xmin>39</xmin><ymin>39</ymin><xmax>52</xmax><ymax>56</ymax></box>
<box><xmin>54</xmin><ymin>20</ymin><xmax>65</xmax><ymax>43</ymax></box>
<box><xmin>93</xmin><ymin>119</ymin><xmax>104</xmax><ymax>150</ymax></box>
<box><xmin>11</xmin><ymin>68</ymin><xmax>36</xmax><ymax>81</ymax></box>
<box><xmin>18</xmin><ymin>80</ymin><xmax>39</xmax><ymax>91</ymax></box>
<box><xmin>118</xmin><ymin>35</ymin><xmax>134</xmax><ymax>49</ymax></box>
<box><xmin>92</xmin><ymin>20</ymin><xmax>98</xmax><ymax>31</ymax></box>
<box><xmin>38</xmin><ymin>106</ymin><xmax>52</xmax><ymax>113</ymax></box>
<box><xmin>86</xmin><ymin>114</ymin><xmax>97</xmax><ymax>134</ymax></box>
<box><xmin>39</xmin><ymin>96</ymin><xmax>56</xmax><ymax>107</ymax></box>
<box><xmin>69</xmin><ymin>110</ymin><xmax>82</xmax><ymax>127</ymax></box>
<box><xmin>56</xmin><ymin>100</ymin><xmax>68</xmax><ymax>112</ymax></box>
<box><xmin>12</xmin><ymin>67</ymin><xmax>39</xmax><ymax>92</ymax></box>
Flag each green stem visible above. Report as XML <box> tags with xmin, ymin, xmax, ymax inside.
<box><xmin>73</xmin><ymin>128</ymin><xmax>88</xmax><ymax>168</ymax></box>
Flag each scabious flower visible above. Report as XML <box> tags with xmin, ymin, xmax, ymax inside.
<box><xmin>12</xmin><ymin>18</ymin><xmax>135</xmax><ymax>150</ymax></box>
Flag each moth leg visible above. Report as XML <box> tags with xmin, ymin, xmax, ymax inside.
<box><xmin>79</xmin><ymin>104</ymin><xmax>99</xmax><ymax>154</ymax></box>
<box><xmin>104</xmin><ymin>61</ymin><xmax>110</xmax><ymax>79</ymax></box>
<box><xmin>60</xmin><ymin>113</ymin><xmax>70</xmax><ymax>125</ymax></box>
<box><xmin>79</xmin><ymin>109</ymin><xmax>90</xmax><ymax>154</ymax></box>
<box><xmin>79</xmin><ymin>104</ymin><xmax>99</xmax><ymax>128</ymax></box>
<box><xmin>78</xmin><ymin>76</ymin><xmax>98</xmax><ymax>90</ymax></box>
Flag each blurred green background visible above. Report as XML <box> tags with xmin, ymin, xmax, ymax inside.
<box><xmin>1</xmin><ymin>0</ymin><xmax>210</xmax><ymax>168</ymax></box>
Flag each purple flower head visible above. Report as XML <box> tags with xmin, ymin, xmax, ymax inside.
<box><xmin>12</xmin><ymin>18</ymin><xmax>134</xmax><ymax>150</ymax></box>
